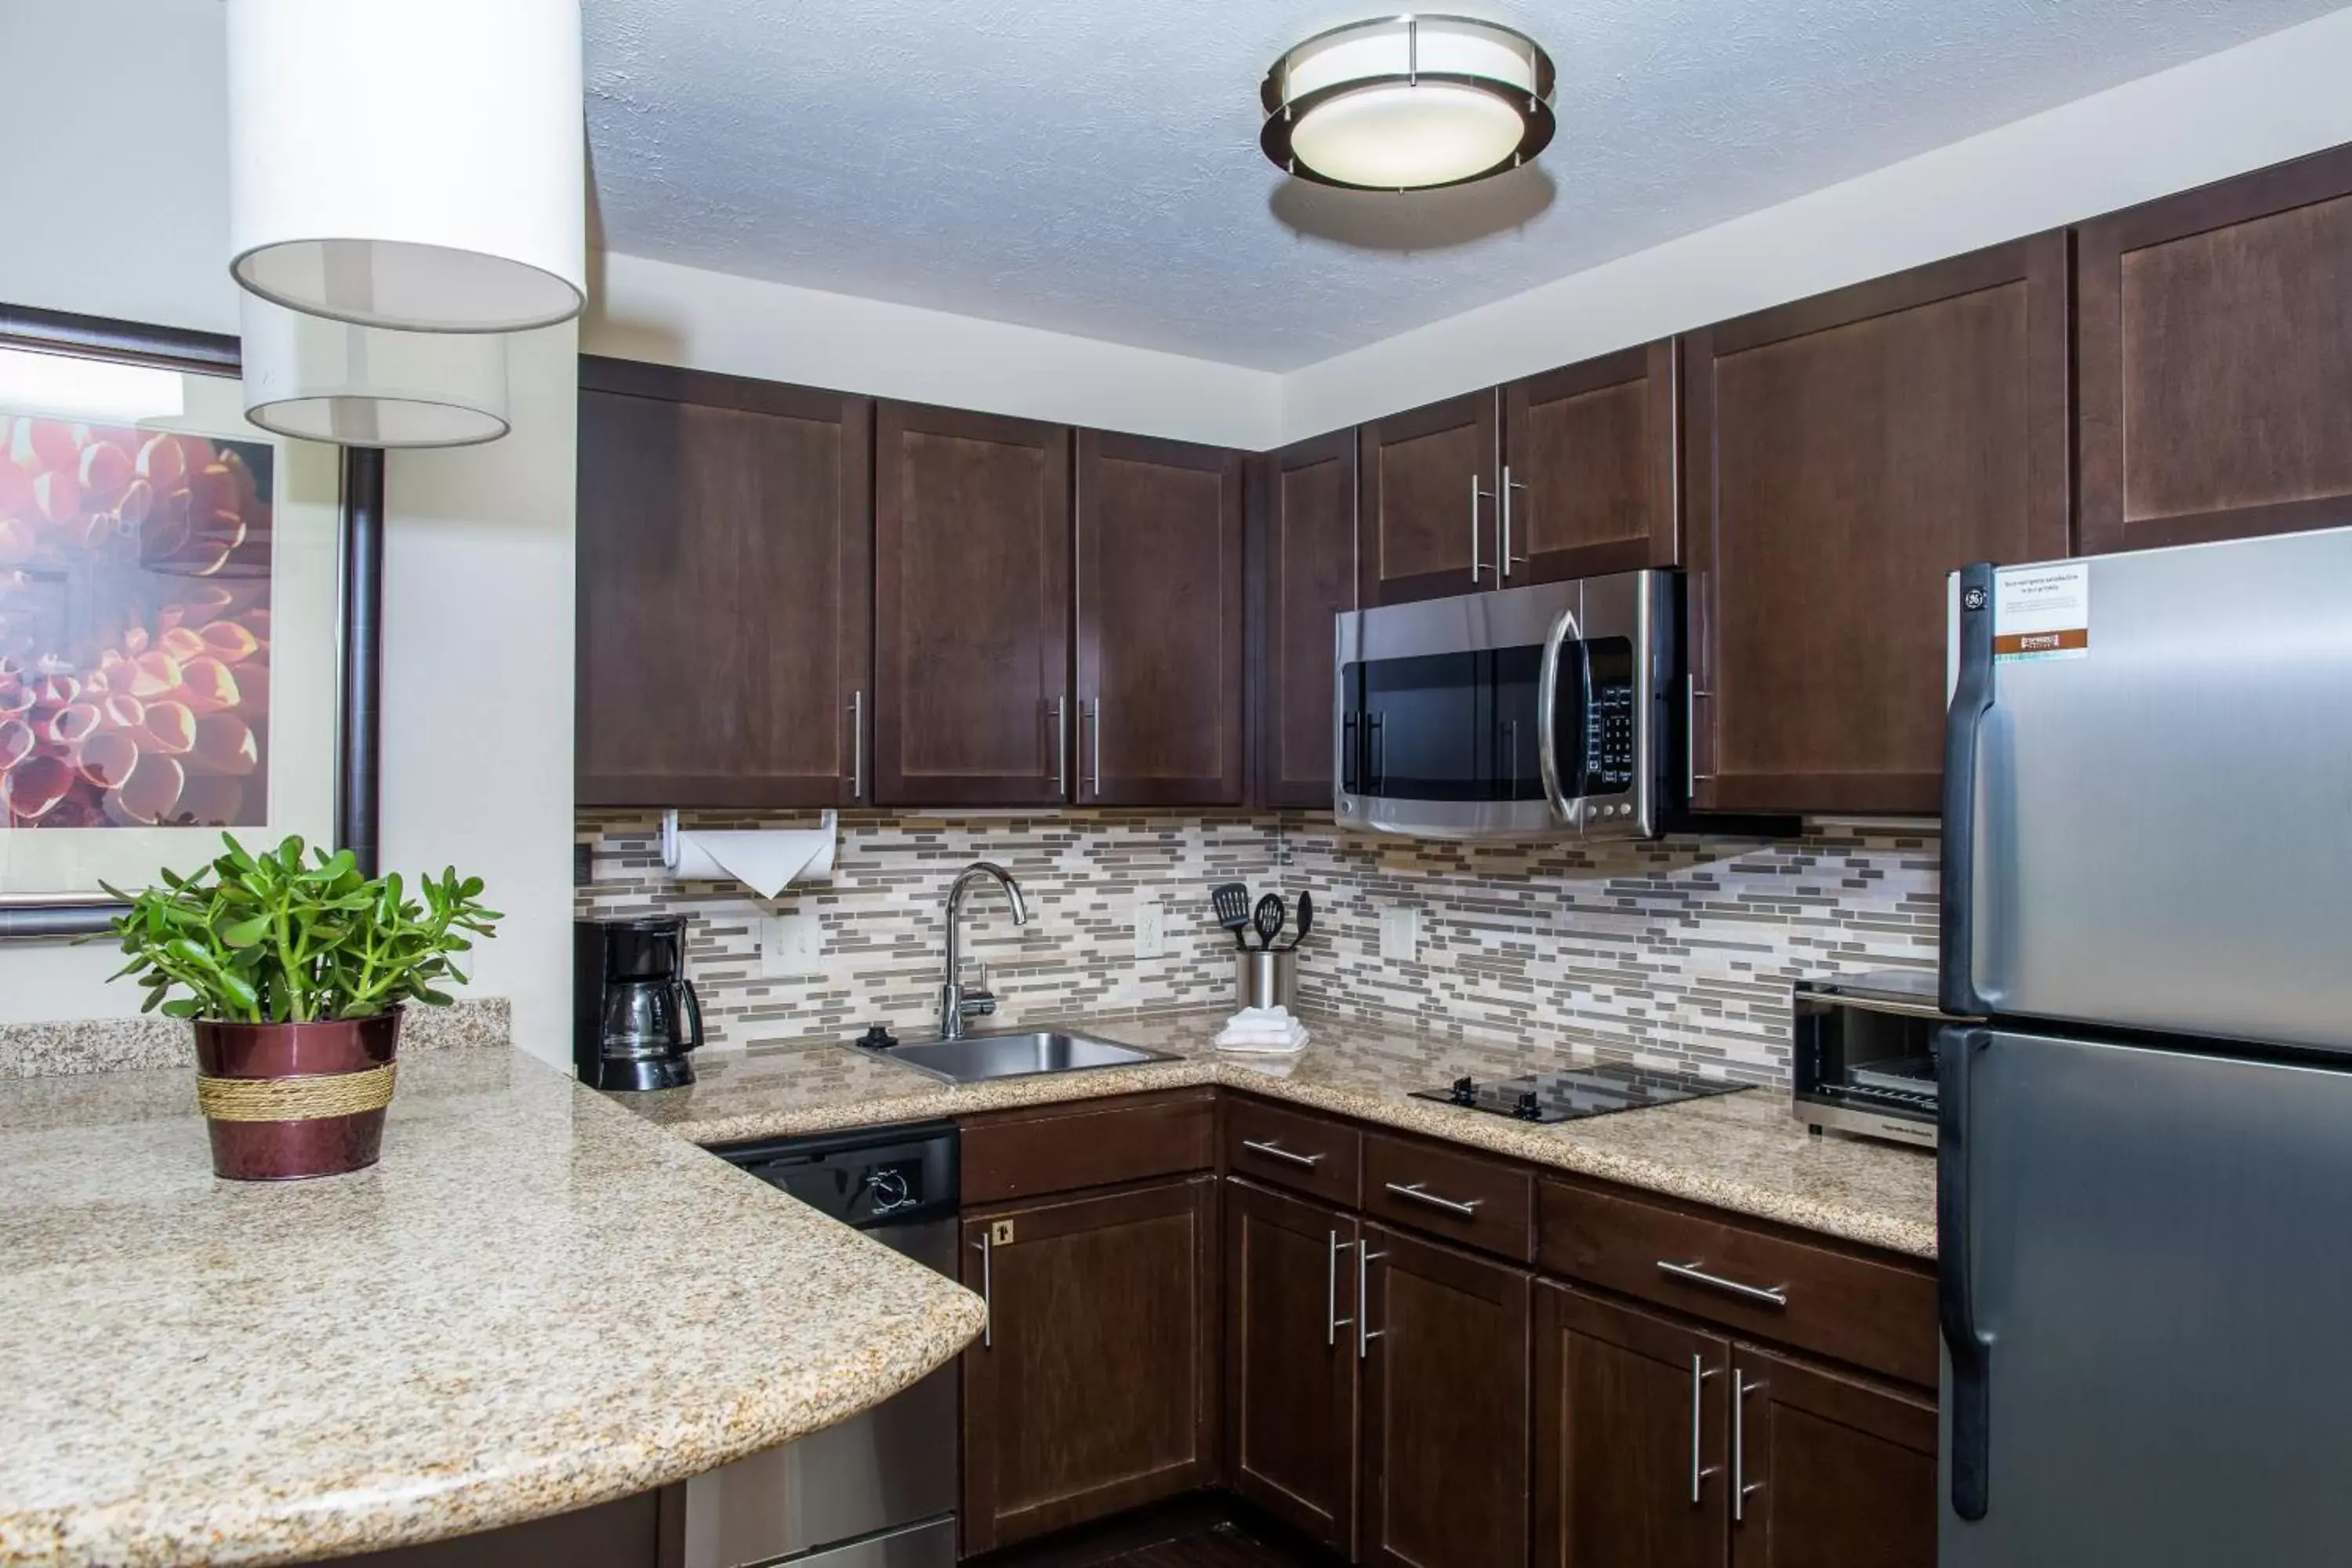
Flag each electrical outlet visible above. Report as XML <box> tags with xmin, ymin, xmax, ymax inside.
<box><xmin>1133</xmin><ymin>899</ymin><xmax>1166</xmax><ymax>959</ymax></box>
<box><xmin>1379</xmin><ymin>906</ymin><xmax>1420</xmax><ymax>964</ymax></box>
<box><xmin>760</xmin><ymin>913</ymin><xmax>822</xmax><ymax>977</ymax></box>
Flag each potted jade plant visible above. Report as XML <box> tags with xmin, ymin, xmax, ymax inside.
<box><xmin>102</xmin><ymin>833</ymin><xmax>499</xmax><ymax>1181</ymax></box>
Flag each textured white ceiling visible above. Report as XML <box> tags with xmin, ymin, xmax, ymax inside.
<box><xmin>584</xmin><ymin>0</ymin><xmax>2343</xmax><ymax>372</ymax></box>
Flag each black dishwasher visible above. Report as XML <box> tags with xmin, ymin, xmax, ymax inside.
<box><xmin>690</xmin><ymin>1122</ymin><xmax>961</xmax><ymax>1568</ymax></box>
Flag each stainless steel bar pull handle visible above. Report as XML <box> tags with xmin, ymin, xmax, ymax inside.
<box><xmin>1357</xmin><ymin>1245</ymin><xmax>1387</xmax><ymax>1359</ymax></box>
<box><xmin>848</xmin><ymin>689</ymin><xmax>865</xmax><ymax>801</ymax></box>
<box><xmin>1242</xmin><ymin>1138</ymin><xmax>1324</xmax><ymax>1169</ymax></box>
<box><xmin>1501</xmin><ymin>464</ymin><xmax>1528</xmax><ymax>575</ymax></box>
<box><xmin>1690</xmin><ymin>1354</ymin><xmax>1720</xmax><ymax>1504</ymax></box>
<box><xmin>1050</xmin><ymin>697</ymin><xmax>1068</xmax><ymax>798</ymax></box>
<box><xmin>1327</xmin><ymin>1231</ymin><xmax>1357</xmax><ymax>1348</ymax></box>
<box><xmin>1734</xmin><ymin>1374</ymin><xmax>1763</xmax><ymax>1523</ymax></box>
<box><xmin>1089</xmin><ymin>698</ymin><xmax>1104</xmax><ymax>799</ymax></box>
<box><xmin>1468</xmin><ymin>472</ymin><xmax>1486</xmax><ymax>587</ymax></box>
<box><xmin>1657</xmin><ymin>1259</ymin><xmax>1789</xmax><ymax>1310</ymax></box>
<box><xmin>973</xmin><ymin>1232</ymin><xmax>993</xmax><ymax>1349</ymax></box>
<box><xmin>1686</xmin><ymin>682</ymin><xmax>1714</xmax><ymax>793</ymax></box>
<box><xmin>1385</xmin><ymin>1180</ymin><xmax>1483</xmax><ymax>1218</ymax></box>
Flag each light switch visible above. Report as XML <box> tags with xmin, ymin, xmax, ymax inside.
<box><xmin>1380</xmin><ymin>906</ymin><xmax>1420</xmax><ymax>964</ymax></box>
<box><xmin>1134</xmin><ymin>899</ymin><xmax>1167</xmax><ymax>959</ymax></box>
<box><xmin>760</xmin><ymin>913</ymin><xmax>822</xmax><ymax>977</ymax></box>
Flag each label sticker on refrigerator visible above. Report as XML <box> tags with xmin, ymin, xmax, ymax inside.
<box><xmin>1994</xmin><ymin>562</ymin><xmax>2090</xmax><ymax>661</ymax></box>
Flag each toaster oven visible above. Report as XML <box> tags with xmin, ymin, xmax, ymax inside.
<box><xmin>1791</xmin><ymin>971</ymin><xmax>1977</xmax><ymax>1148</ymax></box>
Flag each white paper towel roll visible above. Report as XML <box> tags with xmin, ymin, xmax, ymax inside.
<box><xmin>661</xmin><ymin>811</ymin><xmax>836</xmax><ymax>899</ymax></box>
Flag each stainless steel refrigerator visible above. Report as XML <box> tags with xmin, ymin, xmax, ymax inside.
<box><xmin>1939</xmin><ymin>526</ymin><xmax>2352</xmax><ymax>1565</ymax></box>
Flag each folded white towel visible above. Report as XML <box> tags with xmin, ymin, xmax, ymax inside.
<box><xmin>1215</xmin><ymin>1005</ymin><xmax>1310</xmax><ymax>1054</ymax></box>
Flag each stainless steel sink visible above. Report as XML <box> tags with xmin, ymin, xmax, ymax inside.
<box><xmin>851</xmin><ymin>1029</ymin><xmax>1178</xmax><ymax>1084</ymax></box>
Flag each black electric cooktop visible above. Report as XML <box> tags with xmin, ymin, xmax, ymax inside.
<box><xmin>1411</xmin><ymin>1062</ymin><xmax>1752</xmax><ymax>1123</ymax></box>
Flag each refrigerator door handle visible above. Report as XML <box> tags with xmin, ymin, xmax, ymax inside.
<box><xmin>1941</xmin><ymin>561</ymin><xmax>1998</xmax><ymax>1017</ymax></box>
<box><xmin>1940</xmin><ymin>1022</ymin><xmax>1992</xmax><ymax>1522</ymax></box>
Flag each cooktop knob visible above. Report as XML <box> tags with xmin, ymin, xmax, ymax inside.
<box><xmin>1450</xmin><ymin>1075</ymin><xmax>1477</xmax><ymax>1105</ymax></box>
<box><xmin>1514</xmin><ymin>1090</ymin><xmax>1543</xmax><ymax>1121</ymax></box>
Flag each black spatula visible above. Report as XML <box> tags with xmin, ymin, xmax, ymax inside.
<box><xmin>1210</xmin><ymin>882</ymin><xmax>1252</xmax><ymax>949</ymax></box>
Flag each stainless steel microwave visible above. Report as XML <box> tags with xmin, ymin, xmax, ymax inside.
<box><xmin>1334</xmin><ymin>572</ymin><xmax>1675</xmax><ymax>840</ymax></box>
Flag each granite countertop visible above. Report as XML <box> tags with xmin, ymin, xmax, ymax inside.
<box><xmin>625</xmin><ymin>1009</ymin><xmax>1936</xmax><ymax>1260</ymax></box>
<box><xmin>0</xmin><ymin>1047</ymin><xmax>987</xmax><ymax>1568</ymax></box>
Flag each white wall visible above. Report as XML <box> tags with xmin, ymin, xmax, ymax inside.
<box><xmin>0</xmin><ymin>0</ymin><xmax>578</xmax><ymax>1062</ymax></box>
<box><xmin>586</xmin><ymin>252</ymin><xmax>1283</xmax><ymax>450</ymax></box>
<box><xmin>1280</xmin><ymin>5</ymin><xmax>2352</xmax><ymax>441</ymax></box>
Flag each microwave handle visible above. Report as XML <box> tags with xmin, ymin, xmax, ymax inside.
<box><xmin>1534</xmin><ymin>604</ymin><xmax>1584</xmax><ymax>826</ymax></box>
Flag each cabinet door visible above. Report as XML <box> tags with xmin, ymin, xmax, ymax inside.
<box><xmin>1248</xmin><ymin>430</ymin><xmax>1357</xmax><ymax>809</ymax></box>
<box><xmin>873</xmin><ymin>401</ymin><xmax>1072</xmax><ymax>807</ymax></box>
<box><xmin>1359</xmin><ymin>391</ymin><xmax>1500</xmax><ymax>606</ymax></box>
<box><xmin>1684</xmin><ymin>235</ymin><xmax>2070</xmax><ymax>815</ymax></box>
<box><xmin>960</xmin><ymin>1178</ymin><xmax>1219</xmax><ymax>1554</ymax></box>
<box><xmin>1360</xmin><ymin>1225</ymin><xmax>1530</xmax><ymax>1568</ymax></box>
<box><xmin>1728</xmin><ymin>1347</ymin><xmax>1934</xmax><ymax>1568</ymax></box>
<box><xmin>1074</xmin><ymin>431</ymin><xmax>1245</xmax><ymax>806</ymax></box>
<box><xmin>575</xmin><ymin>359</ymin><xmax>870</xmax><ymax>808</ymax></box>
<box><xmin>1225</xmin><ymin>1180</ymin><xmax>1359</xmax><ymax>1555</ymax></box>
<box><xmin>1501</xmin><ymin>339</ymin><xmax>1679</xmax><ymax>583</ymax></box>
<box><xmin>2080</xmin><ymin>146</ymin><xmax>2352</xmax><ymax>554</ymax></box>
<box><xmin>1534</xmin><ymin>1282</ymin><xmax>1728</xmax><ymax>1568</ymax></box>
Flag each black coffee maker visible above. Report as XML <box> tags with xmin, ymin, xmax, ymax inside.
<box><xmin>574</xmin><ymin>917</ymin><xmax>704</xmax><ymax>1090</ymax></box>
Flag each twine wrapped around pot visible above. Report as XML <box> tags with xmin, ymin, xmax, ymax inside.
<box><xmin>194</xmin><ymin>1062</ymin><xmax>397</xmax><ymax>1123</ymax></box>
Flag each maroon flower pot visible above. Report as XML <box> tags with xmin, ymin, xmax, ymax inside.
<box><xmin>192</xmin><ymin>1010</ymin><xmax>403</xmax><ymax>1181</ymax></box>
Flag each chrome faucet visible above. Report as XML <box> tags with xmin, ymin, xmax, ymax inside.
<box><xmin>939</xmin><ymin>862</ymin><xmax>1029</xmax><ymax>1040</ymax></box>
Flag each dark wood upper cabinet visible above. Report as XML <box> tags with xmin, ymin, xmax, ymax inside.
<box><xmin>1360</xmin><ymin>1225</ymin><xmax>1531</xmax><ymax>1568</ymax></box>
<box><xmin>1225</xmin><ymin>1179</ymin><xmax>1359</xmax><ymax>1556</ymax></box>
<box><xmin>960</xmin><ymin>1177</ymin><xmax>1220</xmax><ymax>1555</ymax></box>
<box><xmin>1535</xmin><ymin>1281</ymin><xmax>1730</xmax><ymax>1568</ymax></box>
<box><xmin>1729</xmin><ymin>1346</ymin><xmax>1935</xmax><ymax>1568</ymax></box>
<box><xmin>873</xmin><ymin>401</ymin><xmax>1072</xmax><ymax>807</ymax></box>
<box><xmin>1247</xmin><ymin>430</ymin><xmax>1357</xmax><ymax>810</ymax></box>
<box><xmin>1359</xmin><ymin>390</ymin><xmax>1499</xmax><ymax>606</ymax></box>
<box><xmin>2080</xmin><ymin>146</ymin><xmax>2352</xmax><ymax>554</ymax></box>
<box><xmin>1502</xmin><ymin>339</ymin><xmax>1680</xmax><ymax>582</ymax></box>
<box><xmin>575</xmin><ymin>358</ymin><xmax>870</xmax><ymax>808</ymax></box>
<box><xmin>1075</xmin><ymin>431</ymin><xmax>1246</xmax><ymax>806</ymax></box>
<box><xmin>1683</xmin><ymin>234</ymin><xmax>2071</xmax><ymax>815</ymax></box>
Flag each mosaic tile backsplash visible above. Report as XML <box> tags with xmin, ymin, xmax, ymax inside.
<box><xmin>576</xmin><ymin>810</ymin><xmax>1940</xmax><ymax>1085</ymax></box>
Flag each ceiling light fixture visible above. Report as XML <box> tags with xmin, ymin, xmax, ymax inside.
<box><xmin>224</xmin><ymin>0</ymin><xmax>586</xmax><ymax>334</ymax></box>
<box><xmin>1261</xmin><ymin>15</ymin><xmax>1555</xmax><ymax>192</ymax></box>
<box><xmin>239</xmin><ymin>296</ymin><xmax>511</xmax><ymax>448</ymax></box>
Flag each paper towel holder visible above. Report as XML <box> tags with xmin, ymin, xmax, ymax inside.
<box><xmin>659</xmin><ymin>810</ymin><xmax>837</xmax><ymax>901</ymax></box>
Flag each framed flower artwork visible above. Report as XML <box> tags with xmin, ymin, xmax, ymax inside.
<box><xmin>0</xmin><ymin>302</ymin><xmax>382</xmax><ymax>936</ymax></box>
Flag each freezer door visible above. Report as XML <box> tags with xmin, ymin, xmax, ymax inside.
<box><xmin>1944</xmin><ymin>526</ymin><xmax>2352</xmax><ymax>1051</ymax></box>
<box><xmin>1940</xmin><ymin>1028</ymin><xmax>2352</xmax><ymax>1566</ymax></box>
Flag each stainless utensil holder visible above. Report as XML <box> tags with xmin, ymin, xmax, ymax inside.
<box><xmin>1235</xmin><ymin>949</ymin><xmax>1298</xmax><ymax>1012</ymax></box>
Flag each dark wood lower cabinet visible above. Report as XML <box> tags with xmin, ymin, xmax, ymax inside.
<box><xmin>1535</xmin><ymin>1282</ymin><xmax>1728</xmax><ymax>1568</ymax></box>
<box><xmin>1225</xmin><ymin>1180</ymin><xmax>1359</xmax><ymax>1556</ymax></box>
<box><xmin>1359</xmin><ymin>1225</ymin><xmax>1530</xmax><ymax>1568</ymax></box>
<box><xmin>1728</xmin><ymin>1346</ymin><xmax>1935</xmax><ymax>1568</ymax></box>
<box><xmin>962</xmin><ymin>1177</ymin><xmax>1221</xmax><ymax>1555</ymax></box>
<box><xmin>1534</xmin><ymin>1283</ymin><xmax>1936</xmax><ymax>1568</ymax></box>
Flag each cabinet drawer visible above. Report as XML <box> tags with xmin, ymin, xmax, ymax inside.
<box><xmin>1361</xmin><ymin>1131</ymin><xmax>1534</xmax><ymax>1261</ymax></box>
<box><xmin>961</xmin><ymin>1091</ymin><xmax>1214</xmax><ymax>1205</ymax></box>
<box><xmin>1225</xmin><ymin>1096</ymin><xmax>1360</xmax><ymax>1207</ymax></box>
<box><xmin>1538</xmin><ymin>1177</ymin><xmax>1936</xmax><ymax>1386</ymax></box>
